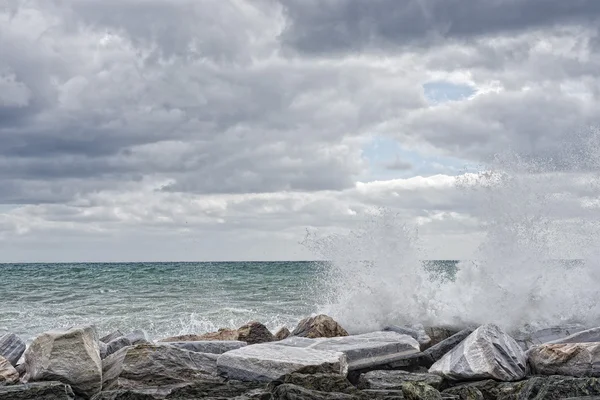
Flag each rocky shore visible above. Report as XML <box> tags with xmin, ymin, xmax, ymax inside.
<box><xmin>2</xmin><ymin>315</ymin><xmax>600</xmax><ymax>399</ymax></box>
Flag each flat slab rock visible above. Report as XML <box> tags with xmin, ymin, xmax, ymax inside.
<box><xmin>514</xmin><ymin>325</ymin><xmax>589</xmax><ymax>350</ymax></box>
<box><xmin>529</xmin><ymin>342</ymin><xmax>600</xmax><ymax>377</ymax></box>
<box><xmin>0</xmin><ymin>381</ymin><xmax>75</xmax><ymax>399</ymax></box>
<box><xmin>357</xmin><ymin>370</ymin><xmax>443</xmax><ymax>390</ymax></box>
<box><xmin>166</xmin><ymin>340</ymin><xmax>247</xmax><ymax>354</ymax></box>
<box><xmin>429</xmin><ymin>323</ymin><xmax>527</xmax><ymax>381</ymax></box>
<box><xmin>274</xmin><ymin>331</ymin><xmax>420</xmax><ymax>371</ymax></box>
<box><xmin>216</xmin><ymin>343</ymin><xmax>348</xmax><ymax>382</ymax></box>
<box><xmin>0</xmin><ymin>333</ymin><xmax>26</xmax><ymax>367</ymax></box>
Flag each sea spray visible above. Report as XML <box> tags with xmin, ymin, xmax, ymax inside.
<box><xmin>307</xmin><ymin>130</ymin><xmax>600</xmax><ymax>333</ymax></box>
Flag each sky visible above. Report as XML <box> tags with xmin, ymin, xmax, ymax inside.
<box><xmin>1</xmin><ymin>0</ymin><xmax>600</xmax><ymax>262</ymax></box>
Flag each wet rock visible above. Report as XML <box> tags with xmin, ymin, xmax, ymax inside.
<box><xmin>384</xmin><ymin>325</ymin><xmax>432</xmax><ymax>349</ymax></box>
<box><xmin>357</xmin><ymin>370</ymin><xmax>444</xmax><ymax>391</ymax></box>
<box><xmin>105</xmin><ymin>336</ymin><xmax>133</xmax><ymax>358</ymax></box>
<box><xmin>425</xmin><ymin>327</ymin><xmax>462</xmax><ymax>347</ymax></box>
<box><xmin>402</xmin><ymin>381</ymin><xmax>442</xmax><ymax>400</ymax></box>
<box><xmin>386</xmin><ymin>352</ymin><xmax>435</xmax><ymax>370</ymax></box>
<box><xmin>546</xmin><ymin>326</ymin><xmax>600</xmax><ymax>345</ymax></box>
<box><xmin>360</xmin><ymin>389</ymin><xmax>405</xmax><ymax>399</ymax></box>
<box><xmin>22</xmin><ymin>325</ymin><xmax>102</xmax><ymax>398</ymax></box>
<box><xmin>0</xmin><ymin>381</ymin><xmax>75</xmax><ymax>399</ymax></box>
<box><xmin>275</xmin><ymin>331</ymin><xmax>420</xmax><ymax>371</ymax></box>
<box><xmin>124</xmin><ymin>330</ymin><xmax>149</xmax><ymax>345</ymax></box>
<box><xmin>216</xmin><ymin>343</ymin><xmax>348</xmax><ymax>382</ymax></box>
<box><xmin>166</xmin><ymin>340</ymin><xmax>247</xmax><ymax>354</ymax></box>
<box><xmin>0</xmin><ymin>333</ymin><xmax>26</xmax><ymax>367</ymax></box>
<box><xmin>275</xmin><ymin>327</ymin><xmax>291</xmax><ymax>341</ymax></box>
<box><xmin>429</xmin><ymin>324</ymin><xmax>527</xmax><ymax>381</ymax></box>
<box><xmin>102</xmin><ymin>343</ymin><xmax>218</xmax><ymax>392</ymax></box>
<box><xmin>164</xmin><ymin>379</ymin><xmax>266</xmax><ymax>399</ymax></box>
<box><xmin>0</xmin><ymin>355</ymin><xmax>19</xmax><ymax>385</ymax></box>
<box><xmin>91</xmin><ymin>390</ymin><xmax>157</xmax><ymax>400</ymax></box>
<box><xmin>100</xmin><ymin>331</ymin><xmax>124</xmax><ymax>344</ymax></box>
<box><xmin>237</xmin><ymin>321</ymin><xmax>275</xmax><ymax>344</ymax></box>
<box><xmin>514</xmin><ymin>325</ymin><xmax>588</xmax><ymax>350</ymax></box>
<box><xmin>424</xmin><ymin>329</ymin><xmax>473</xmax><ymax>362</ymax></box>
<box><xmin>528</xmin><ymin>342</ymin><xmax>600</xmax><ymax>377</ymax></box>
<box><xmin>292</xmin><ymin>314</ymin><xmax>349</xmax><ymax>338</ymax></box>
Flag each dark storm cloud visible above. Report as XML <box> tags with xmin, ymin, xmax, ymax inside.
<box><xmin>280</xmin><ymin>0</ymin><xmax>600</xmax><ymax>53</ymax></box>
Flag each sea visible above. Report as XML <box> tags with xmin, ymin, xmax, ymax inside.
<box><xmin>0</xmin><ymin>260</ymin><xmax>458</xmax><ymax>342</ymax></box>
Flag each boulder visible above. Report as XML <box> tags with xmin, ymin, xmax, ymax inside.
<box><xmin>429</xmin><ymin>324</ymin><xmax>527</xmax><ymax>381</ymax></box>
<box><xmin>514</xmin><ymin>325</ymin><xmax>589</xmax><ymax>350</ymax></box>
<box><xmin>425</xmin><ymin>327</ymin><xmax>462</xmax><ymax>347</ymax></box>
<box><xmin>269</xmin><ymin>372</ymin><xmax>359</xmax><ymax>395</ymax></box>
<box><xmin>292</xmin><ymin>315</ymin><xmax>349</xmax><ymax>338</ymax></box>
<box><xmin>0</xmin><ymin>355</ymin><xmax>19</xmax><ymax>385</ymax></box>
<box><xmin>102</xmin><ymin>343</ymin><xmax>218</xmax><ymax>393</ymax></box>
<box><xmin>163</xmin><ymin>379</ymin><xmax>266</xmax><ymax>399</ymax></box>
<box><xmin>0</xmin><ymin>381</ymin><xmax>75</xmax><ymax>399</ymax></box>
<box><xmin>105</xmin><ymin>336</ymin><xmax>133</xmax><ymax>359</ymax></box>
<box><xmin>528</xmin><ymin>342</ymin><xmax>600</xmax><ymax>377</ymax></box>
<box><xmin>100</xmin><ymin>331</ymin><xmax>124</xmax><ymax>344</ymax></box>
<box><xmin>123</xmin><ymin>330</ymin><xmax>149</xmax><ymax>345</ymax></box>
<box><xmin>271</xmin><ymin>383</ymin><xmax>359</xmax><ymax>399</ymax></box>
<box><xmin>216</xmin><ymin>343</ymin><xmax>348</xmax><ymax>382</ymax></box>
<box><xmin>357</xmin><ymin>370</ymin><xmax>443</xmax><ymax>391</ymax></box>
<box><xmin>22</xmin><ymin>326</ymin><xmax>102</xmax><ymax>398</ymax></box>
<box><xmin>401</xmin><ymin>381</ymin><xmax>442</xmax><ymax>400</ymax></box>
<box><xmin>424</xmin><ymin>328</ymin><xmax>473</xmax><ymax>362</ymax></box>
<box><xmin>546</xmin><ymin>327</ymin><xmax>600</xmax><ymax>345</ymax></box>
<box><xmin>275</xmin><ymin>327</ymin><xmax>291</xmax><ymax>341</ymax></box>
<box><xmin>442</xmin><ymin>375</ymin><xmax>600</xmax><ymax>400</ymax></box>
<box><xmin>166</xmin><ymin>340</ymin><xmax>247</xmax><ymax>354</ymax></box>
<box><xmin>0</xmin><ymin>333</ymin><xmax>26</xmax><ymax>367</ymax></box>
<box><xmin>237</xmin><ymin>322</ymin><xmax>275</xmax><ymax>344</ymax></box>
<box><xmin>91</xmin><ymin>390</ymin><xmax>157</xmax><ymax>400</ymax></box>
<box><xmin>384</xmin><ymin>325</ymin><xmax>432</xmax><ymax>349</ymax></box>
<box><xmin>360</xmin><ymin>389</ymin><xmax>406</xmax><ymax>399</ymax></box>
<box><xmin>275</xmin><ymin>331</ymin><xmax>421</xmax><ymax>371</ymax></box>
<box><xmin>159</xmin><ymin>322</ymin><xmax>273</xmax><ymax>345</ymax></box>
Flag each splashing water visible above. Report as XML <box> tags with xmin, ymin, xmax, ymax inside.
<box><xmin>306</xmin><ymin>129</ymin><xmax>600</xmax><ymax>333</ymax></box>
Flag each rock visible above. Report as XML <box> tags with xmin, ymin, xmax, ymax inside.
<box><xmin>22</xmin><ymin>326</ymin><xmax>102</xmax><ymax>398</ymax></box>
<box><xmin>514</xmin><ymin>325</ymin><xmax>589</xmax><ymax>350</ymax></box>
<box><xmin>0</xmin><ymin>333</ymin><xmax>26</xmax><ymax>367</ymax></box>
<box><xmin>91</xmin><ymin>390</ymin><xmax>157</xmax><ymax>400</ymax></box>
<box><xmin>429</xmin><ymin>324</ymin><xmax>527</xmax><ymax>381</ymax></box>
<box><xmin>100</xmin><ymin>331</ymin><xmax>124</xmax><ymax>344</ymax></box>
<box><xmin>546</xmin><ymin>327</ymin><xmax>600</xmax><ymax>345</ymax></box>
<box><xmin>237</xmin><ymin>322</ymin><xmax>275</xmax><ymax>344</ymax></box>
<box><xmin>443</xmin><ymin>376</ymin><xmax>600</xmax><ymax>400</ymax></box>
<box><xmin>0</xmin><ymin>381</ymin><xmax>75</xmax><ymax>399</ymax></box>
<box><xmin>0</xmin><ymin>355</ymin><xmax>19</xmax><ymax>385</ymax></box>
<box><xmin>360</xmin><ymin>389</ymin><xmax>406</xmax><ymax>399</ymax></box>
<box><xmin>275</xmin><ymin>327</ymin><xmax>291</xmax><ymax>341</ymax></box>
<box><xmin>275</xmin><ymin>331</ymin><xmax>421</xmax><ymax>371</ymax></box>
<box><xmin>164</xmin><ymin>380</ymin><xmax>266</xmax><ymax>399</ymax></box>
<box><xmin>166</xmin><ymin>340</ymin><xmax>247</xmax><ymax>354</ymax></box>
<box><xmin>385</xmin><ymin>352</ymin><xmax>435</xmax><ymax>371</ymax></box>
<box><xmin>424</xmin><ymin>329</ymin><xmax>473</xmax><ymax>362</ymax></box>
<box><xmin>271</xmin><ymin>383</ymin><xmax>358</xmax><ymax>399</ymax></box>
<box><xmin>384</xmin><ymin>325</ymin><xmax>432</xmax><ymax>349</ymax></box>
<box><xmin>292</xmin><ymin>314</ymin><xmax>349</xmax><ymax>338</ymax></box>
<box><xmin>528</xmin><ymin>342</ymin><xmax>600</xmax><ymax>377</ymax></box>
<box><xmin>99</xmin><ymin>341</ymin><xmax>108</xmax><ymax>359</ymax></box>
<box><xmin>425</xmin><ymin>327</ymin><xmax>462</xmax><ymax>347</ymax></box>
<box><xmin>357</xmin><ymin>370</ymin><xmax>443</xmax><ymax>390</ymax></box>
<box><xmin>105</xmin><ymin>336</ymin><xmax>133</xmax><ymax>359</ymax></box>
<box><xmin>216</xmin><ymin>343</ymin><xmax>348</xmax><ymax>382</ymax></box>
<box><xmin>102</xmin><ymin>343</ymin><xmax>218</xmax><ymax>392</ymax></box>
<box><xmin>402</xmin><ymin>381</ymin><xmax>442</xmax><ymax>400</ymax></box>
<box><xmin>269</xmin><ymin>372</ymin><xmax>359</xmax><ymax>395</ymax></box>
<box><xmin>124</xmin><ymin>330</ymin><xmax>149</xmax><ymax>345</ymax></box>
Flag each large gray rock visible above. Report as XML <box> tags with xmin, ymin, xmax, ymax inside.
<box><xmin>0</xmin><ymin>381</ymin><xmax>75</xmax><ymax>399</ymax></box>
<box><xmin>357</xmin><ymin>370</ymin><xmax>443</xmax><ymax>390</ymax></box>
<box><xmin>546</xmin><ymin>327</ymin><xmax>600</xmax><ymax>345</ymax></box>
<box><xmin>292</xmin><ymin>314</ymin><xmax>349</xmax><ymax>338</ymax></box>
<box><xmin>429</xmin><ymin>324</ymin><xmax>527</xmax><ymax>381</ymax></box>
<box><xmin>515</xmin><ymin>325</ymin><xmax>589</xmax><ymax>350</ymax></box>
<box><xmin>216</xmin><ymin>343</ymin><xmax>348</xmax><ymax>382</ymax></box>
<box><xmin>0</xmin><ymin>355</ymin><xmax>19</xmax><ymax>385</ymax></box>
<box><xmin>102</xmin><ymin>343</ymin><xmax>218</xmax><ymax>393</ymax></box>
<box><xmin>0</xmin><ymin>333</ymin><xmax>26</xmax><ymax>367</ymax></box>
<box><xmin>104</xmin><ymin>336</ymin><xmax>133</xmax><ymax>359</ymax></box>
<box><xmin>384</xmin><ymin>325</ymin><xmax>431</xmax><ymax>349</ymax></box>
<box><xmin>528</xmin><ymin>342</ymin><xmax>600</xmax><ymax>377</ymax></box>
<box><xmin>166</xmin><ymin>340</ymin><xmax>246</xmax><ymax>354</ymax></box>
<box><xmin>22</xmin><ymin>326</ymin><xmax>102</xmax><ymax>398</ymax></box>
<box><xmin>424</xmin><ymin>329</ymin><xmax>473</xmax><ymax>362</ymax></box>
<box><xmin>100</xmin><ymin>330</ymin><xmax>124</xmax><ymax>344</ymax></box>
<box><xmin>275</xmin><ymin>331</ymin><xmax>421</xmax><ymax>371</ymax></box>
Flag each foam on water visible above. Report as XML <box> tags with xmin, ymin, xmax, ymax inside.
<box><xmin>307</xmin><ymin>129</ymin><xmax>600</xmax><ymax>333</ymax></box>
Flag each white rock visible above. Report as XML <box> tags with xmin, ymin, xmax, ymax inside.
<box><xmin>274</xmin><ymin>331</ymin><xmax>420</xmax><ymax>371</ymax></box>
<box><xmin>514</xmin><ymin>325</ymin><xmax>589</xmax><ymax>349</ymax></box>
<box><xmin>23</xmin><ymin>326</ymin><xmax>102</xmax><ymax>398</ymax></box>
<box><xmin>546</xmin><ymin>327</ymin><xmax>600</xmax><ymax>345</ymax></box>
<box><xmin>528</xmin><ymin>342</ymin><xmax>600</xmax><ymax>377</ymax></box>
<box><xmin>166</xmin><ymin>340</ymin><xmax>247</xmax><ymax>354</ymax></box>
<box><xmin>216</xmin><ymin>343</ymin><xmax>348</xmax><ymax>382</ymax></box>
<box><xmin>429</xmin><ymin>324</ymin><xmax>527</xmax><ymax>381</ymax></box>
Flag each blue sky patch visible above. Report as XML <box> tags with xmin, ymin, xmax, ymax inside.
<box><xmin>423</xmin><ymin>81</ymin><xmax>476</xmax><ymax>104</ymax></box>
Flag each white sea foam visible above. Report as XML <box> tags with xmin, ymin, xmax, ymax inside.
<box><xmin>307</xmin><ymin>129</ymin><xmax>600</xmax><ymax>333</ymax></box>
